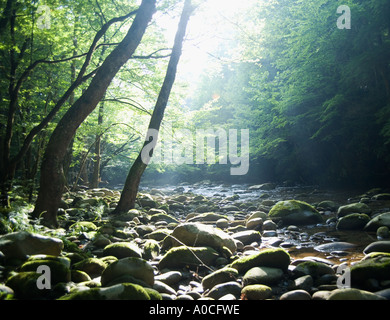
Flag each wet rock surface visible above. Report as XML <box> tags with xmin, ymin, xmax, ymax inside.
<box><xmin>1</xmin><ymin>183</ymin><xmax>390</xmax><ymax>300</ymax></box>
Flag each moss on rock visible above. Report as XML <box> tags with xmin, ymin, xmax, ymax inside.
<box><xmin>268</xmin><ymin>200</ymin><xmax>322</xmax><ymax>225</ymax></box>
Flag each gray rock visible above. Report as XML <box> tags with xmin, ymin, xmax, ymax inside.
<box><xmin>202</xmin><ymin>267</ymin><xmax>239</xmax><ymax>290</ymax></box>
<box><xmin>155</xmin><ymin>271</ymin><xmax>182</xmax><ymax>286</ymax></box>
<box><xmin>206</xmin><ymin>281</ymin><xmax>242</xmax><ymax>300</ymax></box>
<box><xmin>243</xmin><ymin>266</ymin><xmax>284</xmax><ymax>286</ymax></box>
<box><xmin>232</xmin><ymin>230</ymin><xmax>261</xmax><ymax>245</ymax></box>
<box><xmin>336</xmin><ymin>213</ymin><xmax>370</xmax><ymax>230</ymax></box>
<box><xmin>103</xmin><ymin>242</ymin><xmax>142</xmax><ymax>259</ymax></box>
<box><xmin>167</xmin><ymin>223</ymin><xmax>236</xmax><ymax>254</ymax></box>
<box><xmin>363</xmin><ymin>241</ymin><xmax>390</xmax><ymax>254</ymax></box>
<box><xmin>293</xmin><ymin>275</ymin><xmax>313</xmax><ymax>291</ymax></box>
<box><xmin>158</xmin><ymin>246</ymin><xmax>220</xmax><ymax>269</ymax></box>
<box><xmin>153</xmin><ymin>280</ymin><xmax>177</xmax><ymax>295</ymax></box>
<box><xmin>337</xmin><ymin>203</ymin><xmax>371</xmax><ymax>218</ymax></box>
<box><xmin>327</xmin><ymin>288</ymin><xmax>386</xmax><ymax>300</ymax></box>
<box><xmin>101</xmin><ymin>257</ymin><xmax>154</xmax><ymax>287</ymax></box>
<box><xmin>0</xmin><ymin>231</ymin><xmax>63</xmax><ymax>260</ymax></box>
<box><xmin>280</xmin><ymin>289</ymin><xmax>311</xmax><ymax>300</ymax></box>
<box><xmin>314</xmin><ymin>242</ymin><xmax>356</xmax><ymax>253</ymax></box>
<box><xmin>364</xmin><ymin>212</ymin><xmax>390</xmax><ymax>231</ymax></box>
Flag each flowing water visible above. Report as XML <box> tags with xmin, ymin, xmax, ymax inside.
<box><xmin>140</xmin><ymin>182</ymin><xmax>390</xmax><ymax>265</ymax></box>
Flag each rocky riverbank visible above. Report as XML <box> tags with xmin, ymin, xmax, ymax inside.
<box><xmin>1</xmin><ymin>182</ymin><xmax>390</xmax><ymax>300</ymax></box>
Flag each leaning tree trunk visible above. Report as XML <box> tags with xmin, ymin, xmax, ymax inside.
<box><xmin>112</xmin><ymin>0</ymin><xmax>193</xmax><ymax>214</ymax></box>
<box><xmin>32</xmin><ymin>0</ymin><xmax>157</xmax><ymax>228</ymax></box>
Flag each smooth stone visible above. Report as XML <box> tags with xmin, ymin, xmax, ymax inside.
<box><xmin>232</xmin><ymin>230</ymin><xmax>262</xmax><ymax>245</ymax></box>
<box><xmin>293</xmin><ymin>275</ymin><xmax>313</xmax><ymax>292</ymax></box>
<box><xmin>314</xmin><ymin>242</ymin><xmax>356</xmax><ymax>253</ymax></box>
<box><xmin>153</xmin><ymin>280</ymin><xmax>177</xmax><ymax>295</ymax></box>
<box><xmin>100</xmin><ymin>257</ymin><xmax>154</xmax><ymax>287</ymax></box>
<box><xmin>363</xmin><ymin>241</ymin><xmax>390</xmax><ymax>254</ymax></box>
<box><xmin>158</xmin><ymin>246</ymin><xmax>220</xmax><ymax>269</ymax></box>
<box><xmin>312</xmin><ymin>290</ymin><xmax>332</xmax><ymax>300</ymax></box>
<box><xmin>336</xmin><ymin>213</ymin><xmax>370</xmax><ymax>230</ymax></box>
<box><xmin>0</xmin><ymin>231</ymin><xmax>63</xmax><ymax>260</ymax></box>
<box><xmin>103</xmin><ymin>242</ymin><xmax>142</xmax><ymax>259</ymax></box>
<box><xmin>364</xmin><ymin>212</ymin><xmax>390</xmax><ymax>231</ymax></box>
<box><xmin>292</xmin><ymin>261</ymin><xmax>335</xmax><ymax>279</ymax></box>
<box><xmin>167</xmin><ymin>223</ymin><xmax>236</xmax><ymax>254</ymax></box>
<box><xmin>202</xmin><ymin>267</ymin><xmax>239</xmax><ymax>290</ymax></box>
<box><xmin>337</xmin><ymin>203</ymin><xmax>371</xmax><ymax>218</ymax></box>
<box><xmin>230</xmin><ymin>248</ymin><xmax>291</xmax><ymax>273</ymax></box>
<box><xmin>206</xmin><ymin>281</ymin><xmax>242</xmax><ymax>300</ymax></box>
<box><xmin>243</xmin><ymin>266</ymin><xmax>284</xmax><ymax>286</ymax></box>
<box><xmin>155</xmin><ymin>271</ymin><xmax>182</xmax><ymax>286</ymax></box>
<box><xmin>280</xmin><ymin>289</ymin><xmax>311</xmax><ymax>300</ymax></box>
<box><xmin>241</xmin><ymin>284</ymin><xmax>272</xmax><ymax>300</ymax></box>
<box><xmin>327</xmin><ymin>288</ymin><xmax>386</xmax><ymax>300</ymax></box>
<box><xmin>268</xmin><ymin>200</ymin><xmax>322</xmax><ymax>225</ymax></box>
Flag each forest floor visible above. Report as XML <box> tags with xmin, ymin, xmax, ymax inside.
<box><xmin>1</xmin><ymin>181</ymin><xmax>390</xmax><ymax>300</ymax></box>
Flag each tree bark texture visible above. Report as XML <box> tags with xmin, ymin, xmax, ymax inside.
<box><xmin>32</xmin><ymin>0</ymin><xmax>157</xmax><ymax>227</ymax></box>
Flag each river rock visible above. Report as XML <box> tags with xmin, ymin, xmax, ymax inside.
<box><xmin>231</xmin><ymin>230</ymin><xmax>261</xmax><ymax>245</ymax></box>
<box><xmin>372</xmin><ymin>193</ymin><xmax>390</xmax><ymax>201</ymax></box>
<box><xmin>337</xmin><ymin>203</ymin><xmax>372</xmax><ymax>218</ymax></box>
<box><xmin>268</xmin><ymin>200</ymin><xmax>322</xmax><ymax>225</ymax></box>
<box><xmin>142</xmin><ymin>239</ymin><xmax>160</xmax><ymax>260</ymax></box>
<box><xmin>100</xmin><ymin>257</ymin><xmax>154</xmax><ymax>287</ymax></box>
<box><xmin>5</xmin><ymin>272</ymin><xmax>50</xmax><ymax>299</ymax></box>
<box><xmin>248</xmin><ymin>183</ymin><xmax>276</xmax><ymax>191</ymax></box>
<box><xmin>206</xmin><ymin>281</ymin><xmax>242</xmax><ymax>300</ymax></box>
<box><xmin>350</xmin><ymin>253</ymin><xmax>390</xmax><ymax>289</ymax></box>
<box><xmin>241</xmin><ymin>284</ymin><xmax>272</xmax><ymax>300</ymax></box>
<box><xmin>202</xmin><ymin>267</ymin><xmax>239</xmax><ymax>290</ymax></box>
<box><xmin>363</xmin><ymin>241</ymin><xmax>390</xmax><ymax>254</ymax></box>
<box><xmin>155</xmin><ymin>271</ymin><xmax>182</xmax><ymax>286</ymax></box>
<box><xmin>150</xmin><ymin>213</ymin><xmax>179</xmax><ymax>224</ymax></box>
<box><xmin>158</xmin><ymin>246</ymin><xmax>220</xmax><ymax>270</ymax></box>
<box><xmin>59</xmin><ymin>283</ymin><xmax>161</xmax><ymax>300</ymax></box>
<box><xmin>314</xmin><ymin>242</ymin><xmax>356</xmax><ymax>253</ymax></box>
<box><xmin>292</xmin><ymin>261</ymin><xmax>335</xmax><ymax>279</ymax></box>
<box><xmin>336</xmin><ymin>213</ymin><xmax>370</xmax><ymax>230</ymax></box>
<box><xmin>0</xmin><ymin>231</ymin><xmax>63</xmax><ymax>260</ymax></box>
<box><xmin>167</xmin><ymin>223</ymin><xmax>236</xmax><ymax>254</ymax></box>
<box><xmin>230</xmin><ymin>248</ymin><xmax>290</xmax><ymax>273</ymax></box>
<box><xmin>20</xmin><ymin>256</ymin><xmax>71</xmax><ymax>285</ymax></box>
<box><xmin>72</xmin><ymin>258</ymin><xmax>108</xmax><ymax>278</ymax></box>
<box><xmin>327</xmin><ymin>288</ymin><xmax>386</xmax><ymax>300</ymax></box>
<box><xmin>246</xmin><ymin>217</ymin><xmax>263</xmax><ymax>230</ymax></box>
<box><xmin>280</xmin><ymin>289</ymin><xmax>311</xmax><ymax>300</ymax></box>
<box><xmin>377</xmin><ymin>226</ymin><xmax>390</xmax><ymax>239</ymax></box>
<box><xmin>187</xmin><ymin>212</ymin><xmax>227</xmax><ymax>223</ymax></box>
<box><xmin>153</xmin><ymin>280</ymin><xmax>177</xmax><ymax>295</ymax></box>
<box><xmin>364</xmin><ymin>212</ymin><xmax>390</xmax><ymax>231</ymax></box>
<box><xmin>243</xmin><ymin>266</ymin><xmax>284</xmax><ymax>286</ymax></box>
<box><xmin>103</xmin><ymin>242</ymin><xmax>142</xmax><ymax>259</ymax></box>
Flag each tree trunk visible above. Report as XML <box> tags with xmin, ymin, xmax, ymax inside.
<box><xmin>112</xmin><ymin>0</ymin><xmax>193</xmax><ymax>214</ymax></box>
<box><xmin>91</xmin><ymin>100</ymin><xmax>105</xmax><ymax>188</ymax></box>
<box><xmin>32</xmin><ymin>0</ymin><xmax>157</xmax><ymax>227</ymax></box>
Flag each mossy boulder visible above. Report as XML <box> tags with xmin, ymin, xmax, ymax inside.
<box><xmin>336</xmin><ymin>213</ymin><xmax>370</xmax><ymax>230</ymax></box>
<box><xmin>72</xmin><ymin>258</ymin><xmax>107</xmax><ymax>278</ymax></box>
<box><xmin>268</xmin><ymin>200</ymin><xmax>322</xmax><ymax>225</ymax></box>
<box><xmin>337</xmin><ymin>203</ymin><xmax>372</xmax><ymax>218</ymax></box>
<box><xmin>59</xmin><ymin>283</ymin><xmax>159</xmax><ymax>300</ymax></box>
<box><xmin>363</xmin><ymin>241</ymin><xmax>390</xmax><ymax>254</ymax></box>
<box><xmin>20</xmin><ymin>259</ymin><xmax>71</xmax><ymax>284</ymax></box>
<box><xmin>69</xmin><ymin>221</ymin><xmax>98</xmax><ymax>232</ymax></box>
<box><xmin>292</xmin><ymin>261</ymin><xmax>335</xmax><ymax>279</ymax></box>
<box><xmin>230</xmin><ymin>248</ymin><xmax>290</xmax><ymax>273</ymax></box>
<box><xmin>327</xmin><ymin>288</ymin><xmax>386</xmax><ymax>300</ymax></box>
<box><xmin>241</xmin><ymin>284</ymin><xmax>273</xmax><ymax>300</ymax></box>
<box><xmin>364</xmin><ymin>212</ymin><xmax>390</xmax><ymax>231</ymax></box>
<box><xmin>5</xmin><ymin>272</ymin><xmax>52</xmax><ymax>299</ymax></box>
<box><xmin>103</xmin><ymin>242</ymin><xmax>142</xmax><ymax>259</ymax></box>
<box><xmin>167</xmin><ymin>222</ymin><xmax>237</xmax><ymax>254</ymax></box>
<box><xmin>101</xmin><ymin>257</ymin><xmax>154</xmax><ymax>287</ymax></box>
<box><xmin>350</xmin><ymin>253</ymin><xmax>390</xmax><ymax>288</ymax></box>
<box><xmin>158</xmin><ymin>246</ymin><xmax>220</xmax><ymax>270</ymax></box>
<box><xmin>142</xmin><ymin>239</ymin><xmax>161</xmax><ymax>260</ymax></box>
